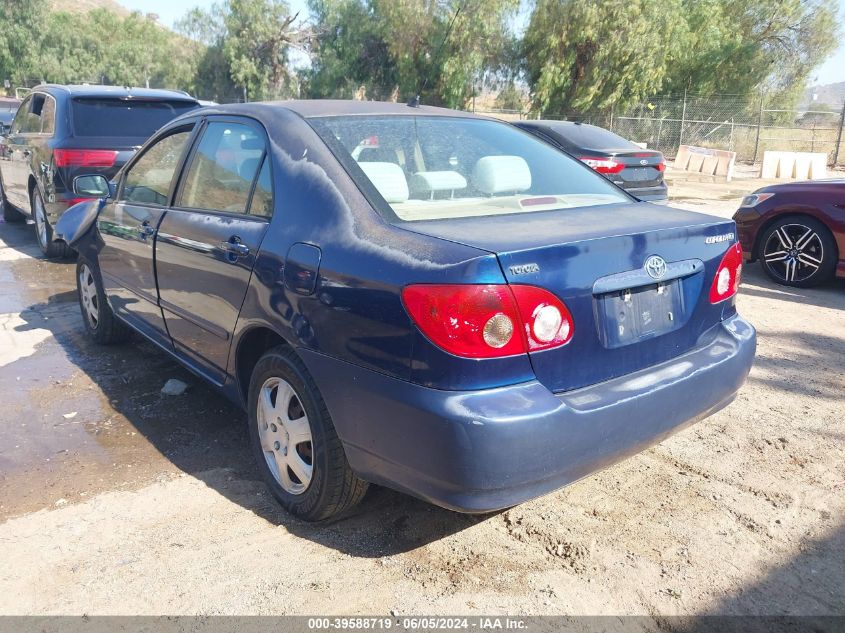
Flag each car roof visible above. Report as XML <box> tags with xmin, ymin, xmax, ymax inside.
<box><xmin>197</xmin><ymin>99</ymin><xmax>487</xmax><ymax>119</ymax></box>
<box><xmin>32</xmin><ymin>84</ymin><xmax>198</xmax><ymax>102</ymax></box>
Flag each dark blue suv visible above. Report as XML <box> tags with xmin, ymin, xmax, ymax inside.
<box><xmin>59</xmin><ymin>101</ymin><xmax>756</xmax><ymax>520</ymax></box>
<box><xmin>0</xmin><ymin>85</ymin><xmax>199</xmax><ymax>257</ymax></box>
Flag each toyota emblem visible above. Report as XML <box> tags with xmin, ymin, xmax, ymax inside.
<box><xmin>644</xmin><ymin>255</ymin><xmax>667</xmax><ymax>279</ymax></box>
<box><xmin>639</xmin><ymin>159</ymin><xmax>649</xmax><ymax>165</ymax></box>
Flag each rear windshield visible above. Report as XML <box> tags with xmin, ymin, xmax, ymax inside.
<box><xmin>544</xmin><ymin>123</ymin><xmax>639</xmax><ymax>151</ymax></box>
<box><xmin>310</xmin><ymin>115</ymin><xmax>631</xmax><ymax>222</ymax></box>
<box><xmin>71</xmin><ymin>98</ymin><xmax>198</xmax><ymax>138</ymax></box>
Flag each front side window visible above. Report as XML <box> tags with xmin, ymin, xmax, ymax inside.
<box><xmin>178</xmin><ymin>121</ymin><xmax>265</xmax><ymax>214</ymax></box>
<box><xmin>121</xmin><ymin>128</ymin><xmax>193</xmax><ymax>206</ymax></box>
<box><xmin>309</xmin><ymin>116</ymin><xmax>631</xmax><ymax>222</ymax></box>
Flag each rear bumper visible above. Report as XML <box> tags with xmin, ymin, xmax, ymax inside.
<box><xmin>300</xmin><ymin>314</ymin><xmax>756</xmax><ymax>513</ymax></box>
<box><xmin>625</xmin><ymin>183</ymin><xmax>669</xmax><ymax>202</ymax></box>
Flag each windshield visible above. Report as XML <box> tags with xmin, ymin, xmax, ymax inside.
<box><xmin>71</xmin><ymin>98</ymin><xmax>198</xmax><ymax>138</ymax></box>
<box><xmin>309</xmin><ymin>115</ymin><xmax>631</xmax><ymax>222</ymax></box>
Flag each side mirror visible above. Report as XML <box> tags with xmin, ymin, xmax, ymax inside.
<box><xmin>73</xmin><ymin>175</ymin><xmax>111</xmax><ymax>198</ymax></box>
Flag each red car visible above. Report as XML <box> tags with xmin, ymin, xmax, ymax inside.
<box><xmin>733</xmin><ymin>180</ymin><xmax>845</xmax><ymax>287</ymax></box>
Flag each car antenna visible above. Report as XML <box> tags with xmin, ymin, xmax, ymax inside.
<box><xmin>407</xmin><ymin>1</ymin><xmax>467</xmax><ymax>108</ymax></box>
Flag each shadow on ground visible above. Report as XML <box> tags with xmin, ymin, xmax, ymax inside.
<box><xmin>10</xmin><ymin>288</ymin><xmax>485</xmax><ymax>558</ymax></box>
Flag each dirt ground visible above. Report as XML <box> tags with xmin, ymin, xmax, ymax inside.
<box><xmin>0</xmin><ymin>174</ymin><xmax>843</xmax><ymax>617</ymax></box>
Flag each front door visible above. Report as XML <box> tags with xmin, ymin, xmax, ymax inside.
<box><xmin>97</xmin><ymin>123</ymin><xmax>197</xmax><ymax>344</ymax></box>
<box><xmin>155</xmin><ymin>119</ymin><xmax>272</xmax><ymax>384</ymax></box>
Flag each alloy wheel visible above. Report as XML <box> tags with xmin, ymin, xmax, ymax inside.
<box><xmin>256</xmin><ymin>376</ymin><xmax>314</xmax><ymax>495</ymax></box>
<box><xmin>78</xmin><ymin>264</ymin><xmax>100</xmax><ymax>329</ymax></box>
<box><xmin>762</xmin><ymin>223</ymin><xmax>824</xmax><ymax>284</ymax></box>
<box><xmin>33</xmin><ymin>194</ymin><xmax>48</xmax><ymax>247</ymax></box>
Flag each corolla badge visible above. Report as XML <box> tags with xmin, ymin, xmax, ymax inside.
<box><xmin>644</xmin><ymin>255</ymin><xmax>667</xmax><ymax>279</ymax></box>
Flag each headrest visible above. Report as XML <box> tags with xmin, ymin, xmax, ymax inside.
<box><xmin>241</xmin><ymin>137</ymin><xmax>264</xmax><ymax>150</ymax></box>
<box><xmin>472</xmin><ymin>155</ymin><xmax>531</xmax><ymax>195</ymax></box>
<box><xmin>409</xmin><ymin>171</ymin><xmax>468</xmax><ymax>196</ymax></box>
<box><xmin>358</xmin><ymin>162</ymin><xmax>409</xmax><ymax>204</ymax></box>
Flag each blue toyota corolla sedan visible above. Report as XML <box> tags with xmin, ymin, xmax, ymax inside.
<box><xmin>58</xmin><ymin>101</ymin><xmax>756</xmax><ymax>521</ymax></box>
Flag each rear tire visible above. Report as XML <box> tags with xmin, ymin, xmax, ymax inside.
<box><xmin>32</xmin><ymin>188</ymin><xmax>72</xmax><ymax>259</ymax></box>
<box><xmin>248</xmin><ymin>345</ymin><xmax>368</xmax><ymax>521</ymax></box>
<box><xmin>76</xmin><ymin>256</ymin><xmax>131</xmax><ymax>345</ymax></box>
<box><xmin>758</xmin><ymin>215</ymin><xmax>836</xmax><ymax>288</ymax></box>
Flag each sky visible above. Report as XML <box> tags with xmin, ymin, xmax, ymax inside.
<box><xmin>120</xmin><ymin>0</ymin><xmax>845</xmax><ymax>87</ymax></box>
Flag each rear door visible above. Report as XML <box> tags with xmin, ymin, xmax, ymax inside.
<box><xmin>155</xmin><ymin>118</ymin><xmax>271</xmax><ymax>384</ymax></box>
<box><xmin>97</xmin><ymin>122</ymin><xmax>198</xmax><ymax>344</ymax></box>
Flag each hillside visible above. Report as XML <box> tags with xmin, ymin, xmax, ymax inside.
<box><xmin>49</xmin><ymin>0</ymin><xmax>130</xmax><ymax>15</ymax></box>
<box><xmin>805</xmin><ymin>81</ymin><xmax>845</xmax><ymax>109</ymax></box>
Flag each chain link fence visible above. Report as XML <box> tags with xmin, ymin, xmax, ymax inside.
<box><xmin>476</xmin><ymin>93</ymin><xmax>845</xmax><ymax>167</ymax></box>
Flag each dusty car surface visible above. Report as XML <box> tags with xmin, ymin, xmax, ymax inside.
<box><xmin>59</xmin><ymin>100</ymin><xmax>756</xmax><ymax>520</ymax></box>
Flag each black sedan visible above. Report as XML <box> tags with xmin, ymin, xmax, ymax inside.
<box><xmin>514</xmin><ymin>120</ymin><xmax>668</xmax><ymax>202</ymax></box>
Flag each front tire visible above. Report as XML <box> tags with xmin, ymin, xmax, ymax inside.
<box><xmin>759</xmin><ymin>216</ymin><xmax>836</xmax><ymax>288</ymax></box>
<box><xmin>76</xmin><ymin>257</ymin><xmax>131</xmax><ymax>344</ymax></box>
<box><xmin>248</xmin><ymin>346</ymin><xmax>368</xmax><ymax>521</ymax></box>
<box><xmin>32</xmin><ymin>188</ymin><xmax>71</xmax><ymax>259</ymax></box>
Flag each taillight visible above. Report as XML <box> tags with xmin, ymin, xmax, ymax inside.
<box><xmin>510</xmin><ymin>285</ymin><xmax>574</xmax><ymax>351</ymax></box>
<box><xmin>66</xmin><ymin>197</ymin><xmax>97</xmax><ymax>206</ymax></box>
<box><xmin>710</xmin><ymin>243</ymin><xmax>743</xmax><ymax>304</ymax></box>
<box><xmin>579</xmin><ymin>156</ymin><xmax>624</xmax><ymax>174</ymax></box>
<box><xmin>655</xmin><ymin>161</ymin><xmax>666</xmax><ymax>172</ymax></box>
<box><xmin>54</xmin><ymin>149</ymin><xmax>118</xmax><ymax>168</ymax></box>
<box><xmin>401</xmin><ymin>284</ymin><xmax>573</xmax><ymax>358</ymax></box>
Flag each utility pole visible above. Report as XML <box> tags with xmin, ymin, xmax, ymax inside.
<box><xmin>832</xmin><ymin>100</ymin><xmax>845</xmax><ymax>167</ymax></box>
<box><xmin>752</xmin><ymin>89</ymin><xmax>764</xmax><ymax>164</ymax></box>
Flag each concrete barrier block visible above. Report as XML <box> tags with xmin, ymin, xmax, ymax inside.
<box><xmin>674</xmin><ymin>145</ymin><xmax>736</xmax><ymax>181</ymax></box>
<box><xmin>761</xmin><ymin>151</ymin><xmax>828</xmax><ymax>180</ymax></box>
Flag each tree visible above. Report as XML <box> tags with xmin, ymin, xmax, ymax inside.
<box><xmin>666</xmin><ymin>0</ymin><xmax>840</xmax><ymax>105</ymax></box>
<box><xmin>177</xmin><ymin>0</ymin><xmax>311</xmax><ymax>101</ymax></box>
<box><xmin>523</xmin><ymin>0</ymin><xmax>688</xmax><ymax>116</ymax></box>
<box><xmin>0</xmin><ymin>0</ymin><xmax>47</xmax><ymax>89</ymax></box>
<box><xmin>304</xmin><ymin>0</ymin><xmax>518</xmax><ymax>108</ymax></box>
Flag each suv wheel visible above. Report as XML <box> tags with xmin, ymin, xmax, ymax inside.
<box><xmin>248</xmin><ymin>346</ymin><xmax>368</xmax><ymax>521</ymax></box>
<box><xmin>32</xmin><ymin>188</ymin><xmax>71</xmax><ymax>258</ymax></box>
<box><xmin>759</xmin><ymin>216</ymin><xmax>836</xmax><ymax>288</ymax></box>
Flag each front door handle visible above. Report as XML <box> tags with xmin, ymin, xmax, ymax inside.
<box><xmin>220</xmin><ymin>236</ymin><xmax>250</xmax><ymax>258</ymax></box>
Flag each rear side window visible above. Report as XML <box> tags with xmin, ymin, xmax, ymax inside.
<box><xmin>178</xmin><ymin>121</ymin><xmax>265</xmax><ymax>214</ymax></box>
<box><xmin>121</xmin><ymin>128</ymin><xmax>193</xmax><ymax>206</ymax></box>
<box><xmin>71</xmin><ymin>98</ymin><xmax>198</xmax><ymax>137</ymax></box>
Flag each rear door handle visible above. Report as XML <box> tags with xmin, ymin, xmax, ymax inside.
<box><xmin>138</xmin><ymin>223</ymin><xmax>155</xmax><ymax>238</ymax></box>
<box><xmin>220</xmin><ymin>236</ymin><xmax>250</xmax><ymax>258</ymax></box>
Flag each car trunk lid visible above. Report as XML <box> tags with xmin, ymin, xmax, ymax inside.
<box><xmin>397</xmin><ymin>202</ymin><xmax>738</xmax><ymax>392</ymax></box>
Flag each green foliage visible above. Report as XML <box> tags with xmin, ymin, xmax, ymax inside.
<box><xmin>0</xmin><ymin>0</ymin><xmax>46</xmax><ymax>88</ymax></box>
<box><xmin>523</xmin><ymin>0</ymin><xmax>688</xmax><ymax>115</ymax></box>
<box><xmin>177</xmin><ymin>0</ymin><xmax>309</xmax><ymax>101</ymax></box>
<box><xmin>494</xmin><ymin>82</ymin><xmax>524</xmax><ymax>111</ymax></box>
<box><xmin>523</xmin><ymin>0</ymin><xmax>840</xmax><ymax>115</ymax></box>
<box><xmin>304</xmin><ymin>0</ymin><xmax>518</xmax><ymax>108</ymax></box>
